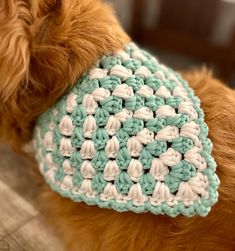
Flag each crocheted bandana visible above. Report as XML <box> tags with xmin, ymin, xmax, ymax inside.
<box><xmin>34</xmin><ymin>43</ymin><xmax>219</xmax><ymax>217</ymax></box>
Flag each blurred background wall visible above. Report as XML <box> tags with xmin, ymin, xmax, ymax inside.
<box><xmin>108</xmin><ymin>0</ymin><xmax>235</xmax><ymax>86</ymax></box>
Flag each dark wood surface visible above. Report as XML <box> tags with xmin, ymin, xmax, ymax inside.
<box><xmin>0</xmin><ymin>145</ymin><xmax>64</xmax><ymax>251</ymax></box>
<box><xmin>158</xmin><ymin>0</ymin><xmax>219</xmax><ymax>38</ymax></box>
<box><xmin>131</xmin><ymin>0</ymin><xmax>235</xmax><ymax>82</ymax></box>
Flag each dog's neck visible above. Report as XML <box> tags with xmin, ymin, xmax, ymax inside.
<box><xmin>0</xmin><ymin>0</ymin><xmax>130</xmax><ymax>150</ymax></box>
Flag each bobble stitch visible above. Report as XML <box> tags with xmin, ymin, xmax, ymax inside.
<box><xmin>150</xmin><ymin>159</ymin><xmax>169</xmax><ymax>181</ymax></box>
<box><xmin>116</xmin><ymin>148</ymin><xmax>132</xmax><ymax>169</ymax></box>
<box><xmin>146</xmin><ymin>140</ymin><xmax>167</xmax><ymax>157</ymax></box>
<box><xmin>71</xmin><ymin>127</ymin><xmax>84</xmax><ymax>148</ymax></box>
<box><xmin>156</xmin><ymin>105</ymin><xmax>176</xmax><ymax>118</ymax></box>
<box><xmin>164</xmin><ymin>80</ymin><xmax>176</xmax><ymax>92</ymax></box>
<box><xmin>114</xmin><ymin>108</ymin><xmax>133</xmax><ymax>122</ymax></box>
<box><xmin>80</xmin><ymin>140</ymin><xmax>96</xmax><ymax>159</ymax></box>
<box><xmin>105</xmin><ymin>136</ymin><xmax>120</xmax><ymax>158</ymax></box>
<box><xmin>166</xmin><ymin>114</ymin><xmax>189</xmax><ymax>128</ymax></box>
<box><xmin>92</xmin><ymin>88</ymin><xmax>110</xmax><ymax>102</ymax></box>
<box><xmin>165</xmin><ymin>160</ymin><xmax>196</xmax><ymax>193</ymax></box>
<box><xmin>66</xmin><ymin>93</ymin><xmax>77</xmax><ymax>113</ymax></box>
<box><xmin>133</xmin><ymin>107</ymin><xmax>154</xmax><ymax>121</ymax></box>
<box><xmin>104</xmin><ymin>161</ymin><xmax>120</xmax><ymax>181</ymax></box>
<box><xmin>59</xmin><ymin>138</ymin><xmax>74</xmax><ymax>157</ymax></box>
<box><xmin>91</xmin><ymin>172</ymin><xmax>106</xmax><ymax>193</ymax></box>
<box><xmin>101</xmin><ymin>56</ymin><xmax>121</xmax><ymax>69</ymax></box>
<box><xmin>61</xmin><ymin>176</ymin><xmax>73</xmax><ymax>191</ymax></box>
<box><xmin>83</xmin><ymin>115</ymin><xmax>97</xmax><ymax>138</ymax></box>
<box><xmin>100</xmin><ymin>183</ymin><xmax>119</xmax><ymax>201</ymax></box>
<box><xmin>79</xmin><ymin>78</ymin><xmax>99</xmax><ymax>95</ymax></box>
<box><xmin>146</xmin><ymin>118</ymin><xmax>166</xmax><ymax>133</ymax></box>
<box><xmin>115</xmin><ymin>50</ymin><xmax>130</xmax><ymax>61</ymax></box>
<box><xmin>80</xmin><ymin>160</ymin><xmax>96</xmax><ymax>179</ymax></box>
<box><xmin>105</xmin><ymin>116</ymin><xmax>121</xmax><ymax>136</ymax></box>
<box><xmin>126</xmin><ymin>75</ymin><xmax>144</xmax><ymax>91</ymax></box>
<box><xmin>115</xmin><ymin>172</ymin><xmax>133</xmax><ymax>195</ymax></box>
<box><xmin>167</xmin><ymin>73</ymin><xmax>178</xmax><ymax>82</ymax></box>
<box><xmin>145</xmin><ymin>76</ymin><xmax>161</xmax><ymax>91</ymax></box>
<box><xmin>82</xmin><ymin>94</ymin><xmax>98</xmax><ymax>115</ymax></box>
<box><xmin>95</xmin><ymin>108</ymin><xmax>110</xmax><ymax>127</ymax></box>
<box><xmin>139</xmin><ymin>148</ymin><xmax>154</xmax><ymax>169</ymax></box>
<box><xmin>92</xmin><ymin>151</ymin><xmax>108</xmax><ymax>171</ymax></box>
<box><xmin>173</xmin><ymin>86</ymin><xmax>190</xmax><ymax>101</ymax></box>
<box><xmin>127</xmin><ymin>137</ymin><xmax>143</xmax><ymax>157</ymax></box>
<box><xmin>135</xmin><ymin>66</ymin><xmax>152</xmax><ymax>78</ymax></box>
<box><xmin>125</xmin><ymin>95</ymin><xmax>145</xmax><ymax>111</ymax></box>
<box><xmin>150</xmin><ymin>182</ymin><xmax>173</xmax><ymax>206</ymax></box>
<box><xmin>59</xmin><ymin>115</ymin><xmax>75</xmax><ymax>136</ymax></box>
<box><xmin>172</xmin><ymin>137</ymin><xmax>194</xmax><ymax>154</ymax></box>
<box><xmin>155</xmin><ymin>85</ymin><xmax>171</xmax><ymax>98</ymax></box>
<box><xmin>155</xmin><ymin>70</ymin><xmax>166</xmax><ymax>80</ymax></box>
<box><xmin>178</xmin><ymin>101</ymin><xmax>198</xmax><ymax>120</ymax></box>
<box><xmin>143</xmin><ymin>60</ymin><xmax>158</xmax><ymax>73</ymax></box>
<box><xmin>128</xmin><ymin>183</ymin><xmax>147</xmax><ymax>206</ymax></box>
<box><xmin>123</xmin><ymin>118</ymin><xmax>144</xmax><ymax>136</ymax></box>
<box><xmin>62</xmin><ymin>159</ymin><xmax>75</xmax><ymax>175</ymax></box>
<box><xmin>166</xmin><ymin>96</ymin><xmax>183</xmax><ymax>109</ymax></box>
<box><xmin>145</xmin><ymin>96</ymin><xmax>165</xmax><ymax>112</ymax></box>
<box><xmin>160</xmin><ymin>148</ymin><xmax>182</xmax><ymax>167</ymax></box>
<box><xmin>180</xmin><ymin>121</ymin><xmax>200</xmax><ymax>139</ymax></box>
<box><xmin>176</xmin><ymin>182</ymin><xmax>198</xmax><ymax>206</ymax></box>
<box><xmin>54</xmin><ymin>167</ymin><xmax>65</xmax><ymax>183</ymax></box>
<box><xmin>156</xmin><ymin>126</ymin><xmax>179</xmax><ymax>142</ymax></box>
<box><xmin>89</xmin><ymin>68</ymin><xmax>108</xmax><ymax>80</ymax></box>
<box><xmin>184</xmin><ymin>148</ymin><xmax>207</xmax><ymax>171</ymax></box>
<box><xmin>188</xmin><ymin>172</ymin><xmax>209</xmax><ymax>196</ymax></box>
<box><xmin>71</xmin><ymin>105</ymin><xmax>87</xmax><ymax>127</ymax></box>
<box><xmin>113</xmin><ymin>84</ymin><xmax>134</xmax><ymax>99</ymax></box>
<box><xmin>92</xmin><ymin>128</ymin><xmax>109</xmax><ymax>150</ymax></box>
<box><xmin>100</xmin><ymin>76</ymin><xmax>121</xmax><ymax>90</ymax></box>
<box><xmin>136</xmin><ymin>128</ymin><xmax>154</xmax><ymax>144</ymax></box>
<box><xmin>137</xmin><ymin>85</ymin><xmax>154</xmax><ymax>98</ymax></box>
<box><xmin>72</xmin><ymin>170</ymin><xmax>83</xmax><ymax>187</ymax></box>
<box><xmin>110</xmin><ymin>65</ymin><xmax>132</xmax><ymax>80</ymax></box>
<box><xmin>127</xmin><ymin>159</ymin><xmax>143</xmax><ymax>182</ymax></box>
<box><xmin>80</xmin><ymin>179</ymin><xmax>96</xmax><ymax>197</ymax></box>
<box><xmin>139</xmin><ymin>173</ymin><xmax>156</xmax><ymax>195</ymax></box>
<box><xmin>100</xmin><ymin>96</ymin><xmax>123</xmax><ymax>113</ymax></box>
<box><xmin>123</xmin><ymin>59</ymin><xmax>141</xmax><ymax>71</ymax></box>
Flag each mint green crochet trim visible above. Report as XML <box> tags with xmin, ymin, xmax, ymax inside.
<box><xmin>34</xmin><ymin>43</ymin><xmax>219</xmax><ymax>217</ymax></box>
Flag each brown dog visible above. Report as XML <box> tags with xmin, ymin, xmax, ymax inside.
<box><xmin>1</xmin><ymin>1</ymin><xmax>235</xmax><ymax>250</ymax></box>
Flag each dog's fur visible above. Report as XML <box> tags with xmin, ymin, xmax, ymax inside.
<box><xmin>1</xmin><ymin>1</ymin><xmax>235</xmax><ymax>250</ymax></box>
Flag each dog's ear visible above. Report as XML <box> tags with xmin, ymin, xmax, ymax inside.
<box><xmin>0</xmin><ymin>0</ymin><xmax>65</xmax><ymax>147</ymax></box>
<box><xmin>0</xmin><ymin>0</ymin><xmax>128</xmax><ymax>148</ymax></box>
<box><xmin>0</xmin><ymin>0</ymin><xmax>63</xmax><ymax>101</ymax></box>
<box><xmin>0</xmin><ymin>0</ymin><xmax>128</xmax><ymax>103</ymax></box>
<box><xmin>0</xmin><ymin>0</ymin><xmax>32</xmax><ymax>101</ymax></box>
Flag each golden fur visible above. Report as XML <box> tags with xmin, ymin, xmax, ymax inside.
<box><xmin>0</xmin><ymin>0</ymin><xmax>129</xmax><ymax>149</ymax></box>
<box><xmin>0</xmin><ymin>1</ymin><xmax>235</xmax><ymax>250</ymax></box>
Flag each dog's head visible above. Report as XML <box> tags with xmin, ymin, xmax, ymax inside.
<box><xmin>0</xmin><ymin>0</ymin><xmax>129</xmax><ymax>150</ymax></box>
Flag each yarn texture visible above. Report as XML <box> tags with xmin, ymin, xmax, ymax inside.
<box><xmin>34</xmin><ymin>43</ymin><xmax>219</xmax><ymax>217</ymax></box>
